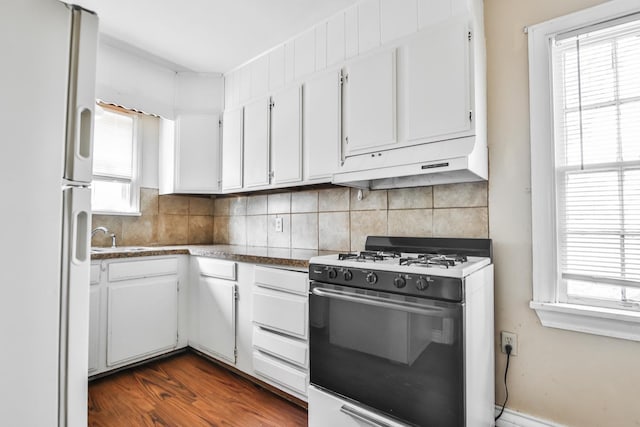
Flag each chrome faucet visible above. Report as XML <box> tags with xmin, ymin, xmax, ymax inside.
<box><xmin>91</xmin><ymin>226</ymin><xmax>109</xmax><ymax>238</ymax></box>
<box><xmin>91</xmin><ymin>227</ymin><xmax>117</xmax><ymax>248</ymax></box>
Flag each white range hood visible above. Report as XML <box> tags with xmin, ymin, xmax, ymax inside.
<box><xmin>331</xmin><ymin>135</ymin><xmax>488</xmax><ymax>190</ymax></box>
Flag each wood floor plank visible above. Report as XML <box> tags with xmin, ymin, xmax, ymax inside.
<box><xmin>88</xmin><ymin>352</ymin><xmax>307</xmax><ymax>427</ymax></box>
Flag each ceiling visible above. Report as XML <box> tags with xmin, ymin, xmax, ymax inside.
<box><xmin>73</xmin><ymin>0</ymin><xmax>359</xmax><ymax>74</ymax></box>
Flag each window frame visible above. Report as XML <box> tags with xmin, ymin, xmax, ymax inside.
<box><xmin>91</xmin><ymin>103</ymin><xmax>142</xmax><ymax>216</ymax></box>
<box><xmin>528</xmin><ymin>0</ymin><xmax>640</xmax><ymax>341</ymax></box>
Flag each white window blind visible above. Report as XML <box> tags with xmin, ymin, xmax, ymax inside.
<box><xmin>92</xmin><ymin>104</ymin><xmax>140</xmax><ymax>214</ymax></box>
<box><xmin>552</xmin><ymin>15</ymin><xmax>640</xmax><ymax>309</ymax></box>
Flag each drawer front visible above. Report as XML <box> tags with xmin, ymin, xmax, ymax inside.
<box><xmin>90</xmin><ymin>263</ymin><xmax>101</xmax><ymax>285</ymax></box>
<box><xmin>254</xmin><ymin>266</ymin><xmax>308</xmax><ymax>295</ymax></box>
<box><xmin>253</xmin><ymin>351</ymin><xmax>308</xmax><ymax>396</ymax></box>
<box><xmin>108</xmin><ymin>258</ymin><xmax>178</xmax><ymax>282</ymax></box>
<box><xmin>253</xmin><ymin>326</ymin><xmax>308</xmax><ymax>368</ymax></box>
<box><xmin>197</xmin><ymin>257</ymin><xmax>236</xmax><ymax>280</ymax></box>
<box><xmin>253</xmin><ymin>287</ymin><xmax>308</xmax><ymax>339</ymax></box>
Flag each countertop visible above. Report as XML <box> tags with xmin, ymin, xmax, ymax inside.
<box><xmin>90</xmin><ymin>244</ymin><xmax>336</xmax><ymax>269</ymax></box>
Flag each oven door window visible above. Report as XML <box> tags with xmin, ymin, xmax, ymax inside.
<box><xmin>310</xmin><ymin>283</ymin><xmax>464</xmax><ymax>427</ymax></box>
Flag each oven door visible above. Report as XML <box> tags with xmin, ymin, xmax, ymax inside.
<box><xmin>309</xmin><ymin>282</ymin><xmax>464</xmax><ymax>427</ymax></box>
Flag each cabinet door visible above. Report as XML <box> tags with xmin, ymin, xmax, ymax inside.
<box><xmin>107</xmin><ymin>278</ymin><xmax>178</xmax><ymax>366</ymax></box>
<box><xmin>221</xmin><ymin>107</ymin><xmax>244</xmax><ymax>191</ymax></box>
<box><xmin>271</xmin><ymin>86</ymin><xmax>302</xmax><ymax>185</ymax></box>
<box><xmin>243</xmin><ymin>97</ymin><xmax>271</xmax><ymax>188</ymax></box>
<box><xmin>403</xmin><ymin>19</ymin><xmax>472</xmax><ymax>142</ymax></box>
<box><xmin>174</xmin><ymin>114</ymin><xmax>220</xmax><ymax>193</ymax></box>
<box><xmin>88</xmin><ymin>285</ymin><xmax>100</xmax><ymax>373</ymax></box>
<box><xmin>344</xmin><ymin>49</ymin><xmax>397</xmax><ymax>156</ymax></box>
<box><xmin>304</xmin><ymin>70</ymin><xmax>342</xmax><ymax>181</ymax></box>
<box><xmin>198</xmin><ymin>277</ymin><xmax>236</xmax><ymax>363</ymax></box>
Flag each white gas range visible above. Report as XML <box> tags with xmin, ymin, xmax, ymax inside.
<box><xmin>307</xmin><ymin>236</ymin><xmax>495</xmax><ymax>427</ymax></box>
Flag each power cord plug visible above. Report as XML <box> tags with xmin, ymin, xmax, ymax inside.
<box><xmin>495</xmin><ymin>344</ymin><xmax>512</xmax><ymax>421</ymax></box>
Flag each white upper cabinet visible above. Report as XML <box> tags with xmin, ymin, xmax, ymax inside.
<box><xmin>344</xmin><ymin>49</ymin><xmax>397</xmax><ymax>156</ymax></box>
<box><xmin>326</xmin><ymin>12</ymin><xmax>345</xmax><ymax>66</ymax></box>
<box><xmin>159</xmin><ymin>114</ymin><xmax>221</xmax><ymax>194</ymax></box>
<box><xmin>380</xmin><ymin>0</ymin><xmax>418</xmax><ymax>43</ymax></box>
<box><xmin>345</xmin><ymin>6</ymin><xmax>359</xmax><ymax>59</ymax></box>
<box><xmin>417</xmin><ymin>0</ymin><xmax>453</xmax><ymax>29</ymax></box>
<box><xmin>400</xmin><ymin>18</ymin><xmax>472</xmax><ymax>143</ymax></box>
<box><xmin>294</xmin><ymin>30</ymin><xmax>316</xmax><ymax>80</ymax></box>
<box><xmin>358</xmin><ymin>0</ymin><xmax>381</xmax><ymax>54</ymax></box>
<box><xmin>269</xmin><ymin>45</ymin><xmax>286</xmax><ymax>92</ymax></box>
<box><xmin>315</xmin><ymin>23</ymin><xmax>327</xmax><ymax>71</ymax></box>
<box><xmin>251</xmin><ymin>55</ymin><xmax>270</xmax><ymax>100</ymax></box>
<box><xmin>243</xmin><ymin>97</ymin><xmax>271</xmax><ymax>188</ymax></box>
<box><xmin>221</xmin><ymin>107</ymin><xmax>244</xmax><ymax>191</ymax></box>
<box><xmin>239</xmin><ymin>66</ymin><xmax>252</xmax><ymax>103</ymax></box>
<box><xmin>304</xmin><ymin>70</ymin><xmax>341</xmax><ymax>181</ymax></box>
<box><xmin>271</xmin><ymin>86</ymin><xmax>302</xmax><ymax>185</ymax></box>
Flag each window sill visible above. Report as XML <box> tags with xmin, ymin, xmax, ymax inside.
<box><xmin>530</xmin><ymin>301</ymin><xmax>640</xmax><ymax>342</ymax></box>
<box><xmin>92</xmin><ymin>210</ymin><xmax>142</xmax><ymax>217</ymax></box>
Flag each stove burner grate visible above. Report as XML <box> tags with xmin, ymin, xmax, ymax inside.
<box><xmin>338</xmin><ymin>251</ymin><xmax>402</xmax><ymax>262</ymax></box>
<box><xmin>399</xmin><ymin>254</ymin><xmax>468</xmax><ymax>268</ymax></box>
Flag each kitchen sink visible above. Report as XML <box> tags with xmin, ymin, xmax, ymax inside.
<box><xmin>91</xmin><ymin>246</ymin><xmax>150</xmax><ymax>253</ymax></box>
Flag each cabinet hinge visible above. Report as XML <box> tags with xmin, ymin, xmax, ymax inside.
<box><xmin>234</xmin><ymin>287</ymin><xmax>239</xmax><ymax>300</ymax></box>
<box><xmin>469</xmin><ymin>110</ymin><xmax>473</xmax><ymax>122</ymax></box>
<box><xmin>218</xmin><ymin>119</ymin><xmax>222</xmax><ymax>127</ymax></box>
<box><xmin>176</xmin><ymin>280</ymin><xmax>180</xmax><ymax>292</ymax></box>
<box><xmin>468</xmin><ymin>31</ymin><xmax>472</xmax><ymax>41</ymax></box>
<box><xmin>234</xmin><ymin>347</ymin><xmax>238</xmax><ymax>362</ymax></box>
<box><xmin>269</xmin><ymin>101</ymin><xmax>275</xmax><ymax>109</ymax></box>
<box><xmin>340</xmin><ymin>73</ymin><xmax>348</xmax><ymax>85</ymax></box>
<box><xmin>345</xmin><ymin>136</ymin><xmax>349</xmax><ymax>145</ymax></box>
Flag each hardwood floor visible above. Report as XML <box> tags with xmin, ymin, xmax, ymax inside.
<box><xmin>88</xmin><ymin>352</ymin><xmax>308</xmax><ymax>427</ymax></box>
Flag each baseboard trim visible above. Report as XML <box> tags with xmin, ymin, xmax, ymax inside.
<box><xmin>495</xmin><ymin>407</ymin><xmax>566</xmax><ymax>427</ymax></box>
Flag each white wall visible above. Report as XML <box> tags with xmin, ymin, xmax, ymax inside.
<box><xmin>95</xmin><ymin>40</ymin><xmax>176</xmax><ymax>118</ymax></box>
<box><xmin>487</xmin><ymin>0</ymin><xmax>640</xmax><ymax>425</ymax></box>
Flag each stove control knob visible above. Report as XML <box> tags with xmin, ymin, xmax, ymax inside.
<box><xmin>365</xmin><ymin>272</ymin><xmax>378</xmax><ymax>285</ymax></box>
<box><xmin>343</xmin><ymin>269</ymin><xmax>353</xmax><ymax>281</ymax></box>
<box><xmin>393</xmin><ymin>276</ymin><xmax>406</xmax><ymax>289</ymax></box>
<box><xmin>416</xmin><ymin>277</ymin><xmax>430</xmax><ymax>291</ymax></box>
<box><xmin>327</xmin><ymin>267</ymin><xmax>338</xmax><ymax>279</ymax></box>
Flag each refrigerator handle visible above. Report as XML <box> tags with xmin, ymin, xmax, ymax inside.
<box><xmin>70</xmin><ymin>190</ymin><xmax>90</xmax><ymax>264</ymax></box>
<box><xmin>64</xmin><ymin>7</ymin><xmax>98</xmax><ymax>183</ymax></box>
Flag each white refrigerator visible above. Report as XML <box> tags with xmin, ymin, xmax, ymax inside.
<box><xmin>0</xmin><ymin>1</ymin><xmax>98</xmax><ymax>426</ymax></box>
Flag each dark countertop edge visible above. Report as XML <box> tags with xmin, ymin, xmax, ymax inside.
<box><xmin>91</xmin><ymin>246</ymin><xmax>315</xmax><ymax>269</ymax></box>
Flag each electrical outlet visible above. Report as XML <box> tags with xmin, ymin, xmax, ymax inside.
<box><xmin>500</xmin><ymin>331</ymin><xmax>518</xmax><ymax>356</ymax></box>
<box><xmin>275</xmin><ymin>217</ymin><xmax>283</xmax><ymax>232</ymax></box>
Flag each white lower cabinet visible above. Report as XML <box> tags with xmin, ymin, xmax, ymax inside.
<box><xmin>107</xmin><ymin>277</ymin><xmax>179</xmax><ymax>366</ymax></box>
<box><xmin>252</xmin><ymin>266</ymin><xmax>309</xmax><ymax>401</ymax></box>
<box><xmin>88</xmin><ymin>263</ymin><xmax>101</xmax><ymax>374</ymax></box>
<box><xmin>197</xmin><ymin>276</ymin><xmax>236</xmax><ymax>364</ymax></box>
<box><xmin>190</xmin><ymin>258</ymin><xmax>254</xmax><ymax>372</ymax></box>
<box><xmin>88</xmin><ymin>256</ymin><xmax>187</xmax><ymax>376</ymax></box>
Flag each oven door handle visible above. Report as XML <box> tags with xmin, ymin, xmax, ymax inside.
<box><xmin>340</xmin><ymin>405</ymin><xmax>399</xmax><ymax>427</ymax></box>
<box><xmin>311</xmin><ymin>287</ymin><xmax>448</xmax><ymax>316</ymax></box>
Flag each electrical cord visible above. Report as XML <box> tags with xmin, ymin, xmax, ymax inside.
<box><xmin>494</xmin><ymin>344</ymin><xmax>512</xmax><ymax>422</ymax></box>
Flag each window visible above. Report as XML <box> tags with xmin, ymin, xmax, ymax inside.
<box><xmin>92</xmin><ymin>104</ymin><xmax>141</xmax><ymax>215</ymax></box>
<box><xmin>528</xmin><ymin>0</ymin><xmax>640</xmax><ymax>341</ymax></box>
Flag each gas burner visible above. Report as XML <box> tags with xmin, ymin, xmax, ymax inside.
<box><xmin>338</xmin><ymin>251</ymin><xmax>401</xmax><ymax>262</ymax></box>
<box><xmin>399</xmin><ymin>253</ymin><xmax>468</xmax><ymax>268</ymax></box>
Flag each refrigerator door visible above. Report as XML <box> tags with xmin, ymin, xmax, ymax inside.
<box><xmin>59</xmin><ymin>186</ymin><xmax>91</xmax><ymax>427</ymax></box>
<box><xmin>64</xmin><ymin>7</ymin><xmax>98</xmax><ymax>184</ymax></box>
<box><xmin>1</xmin><ymin>1</ymin><xmax>71</xmax><ymax>425</ymax></box>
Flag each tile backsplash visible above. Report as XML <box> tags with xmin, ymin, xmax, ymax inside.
<box><xmin>91</xmin><ymin>183</ymin><xmax>488</xmax><ymax>250</ymax></box>
<box><xmin>91</xmin><ymin>188</ymin><xmax>214</xmax><ymax>247</ymax></box>
<box><xmin>213</xmin><ymin>182</ymin><xmax>488</xmax><ymax>252</ymax></box>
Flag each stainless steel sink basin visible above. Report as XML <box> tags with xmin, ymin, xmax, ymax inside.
<box><xmin>91</xmin><ymin>246</ymin><xmax>150</xmax><ymax>253</ymax></box>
